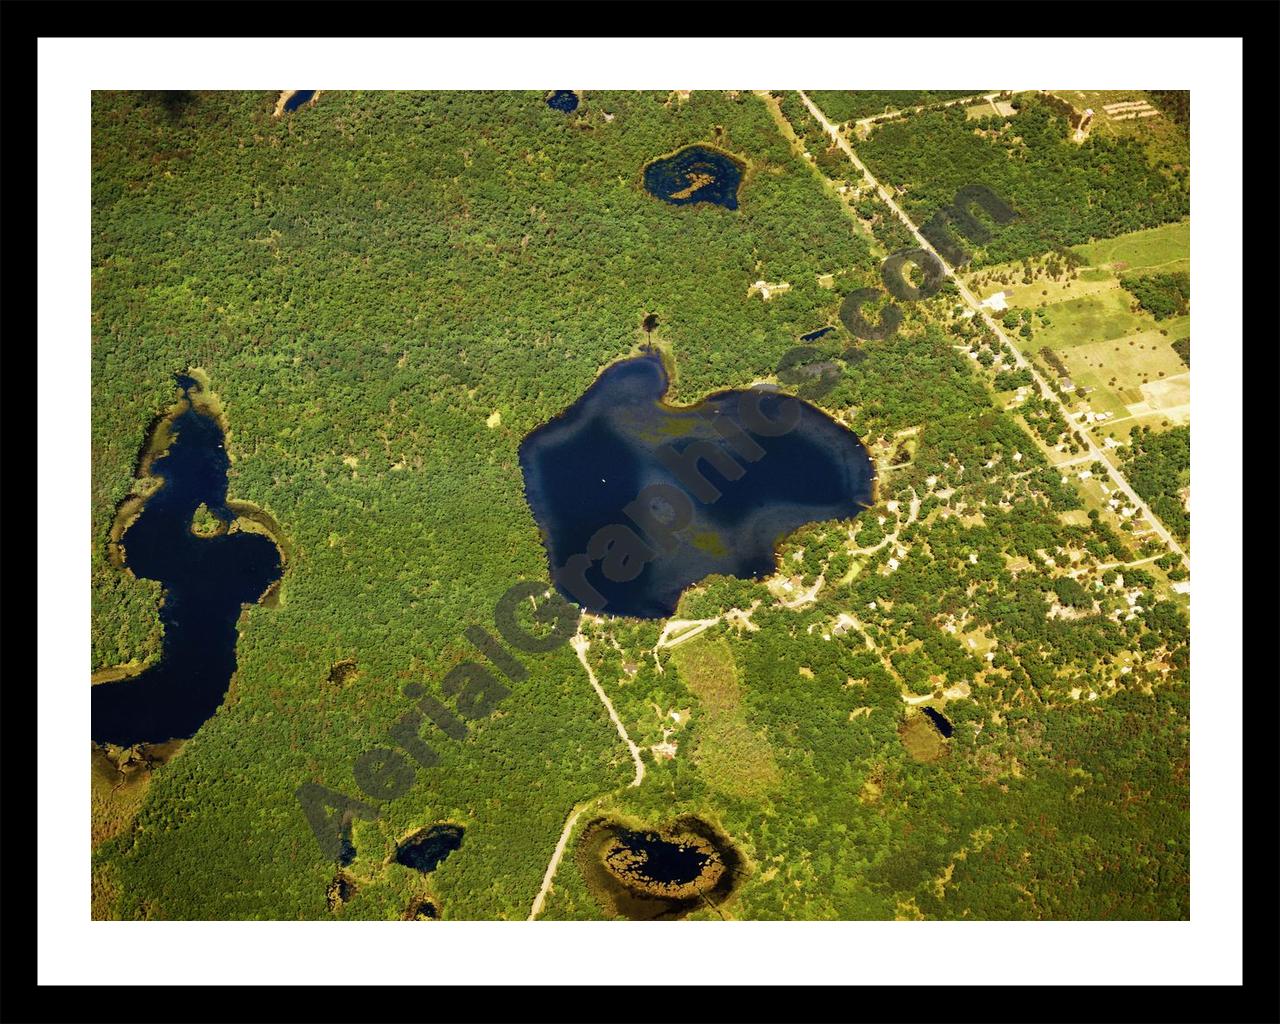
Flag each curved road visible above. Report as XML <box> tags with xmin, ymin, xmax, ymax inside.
<box><xmin>572</xmin><ymin>633</ymin><xmax>645</xmax><ymax>787</ymax></box>
<box><xmin>528</xmin><ymin>633</ymin><xmax>645</xmax><ymax>920</ymax></box>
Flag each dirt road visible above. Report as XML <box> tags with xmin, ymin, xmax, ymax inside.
<box><xmin>796</xmin><ymin>91</ymin><xmax>1187</xmax><ymax>567</ymax></box>
<box><xmin>528</xmin><ymin>634</ymin><xmax>647</xmax><ymax>920</ymax></box>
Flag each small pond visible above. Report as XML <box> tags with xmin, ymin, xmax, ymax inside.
<box><xmin>407</xmin><ymin>898</ymin><xmax>438</xmax><ymax>920</ymax></box>
<box><xmin>921</xmin><ymin>705</ymin><xmax>954</xmax><ymax>738</ymax></box>
<box><xmin>337</xmin><ymin>834</ymin><xmax>357</xmax><ymax>868</ymax></box>
<box><xmin>800</xmin><ymin>326</ymin><xmax>835</xmax><ymax>342</ymax></box>
<box><xmin>547</xmin><ymin>90</ymin><xmax>579</xmax><ymax>113</ymax></box>
<box><xmin>284</xmin><ymin>91</ymin><xmax>316</xmax><ymax>112</ymax></box>
<box><xmin>642</xmin><ymin>145</ymin><xmax>744</xmax><ymax>210</ymax></box>
<box><xmin>393</xmin><ymin>824</ymin><xmax>465</xmax><ymax>874</ymax></box>
<box><xmin>576</xmin><ymin>816</ymin><xmax>744</xmax><ymax>920</ymax></box>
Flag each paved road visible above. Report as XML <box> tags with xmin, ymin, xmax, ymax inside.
<box><xmin>796</xmin><ymin>91</ymin><xmax>1187</xmax><ymax>567</ymax></box>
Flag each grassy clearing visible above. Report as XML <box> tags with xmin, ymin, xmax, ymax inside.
<box><xmin>1057</xmin><ymin>90</ymin><xmax>1189</xmax><ymax>167</ymax></box>
<box><xmin>92</xmin><ymin>861</ymin><xmax>123</xmax><ymax>920</ymax></box>
<box><xmin>1098</xmin><ymin>412</ymin><xmax>1188</xmax><ymax>444</ymax></box>
<box><xmin>899</xmin><ymin>711</ymin><xmax>947</xmax><ymax>763</ymax></box>
<box><xmin>92</xmin><ymin>752</ymin><xmax>152</xmax><ymax>848</ymax></box>
<box><xmin>1036</xmin><ymin>290</ymin><xmax>1149</xmax><ymax>349</ymax></box>
<box><xmin>1056</xmin><ymin>336</ymin><xmax>1186</xmax><ymax>409</ymax></box>
<box><xmin>1155</xmin><ymin>313</ymin><xmax>1190</xmax><ymax>342</ymax></box>
<box><xmin>1016</xmin><ymin>270</ymin><xmax>1117</xmax><ymax>308</ymax></box>
<box><xmin>964</xmin><ymin>98</ymin><xmax>1011</xmax><ymax>121</ymax></box>
<box><xmin>669</xmin><ymin>636</ymin><xmax>780</xmax><ymax>799</ymax></box>
<box><xmin>1072</xmin><ymin>220</ymin><xmax>1189</xmax><ymax>275</ymax></box>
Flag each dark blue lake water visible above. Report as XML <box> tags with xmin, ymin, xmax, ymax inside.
<box><xmin>284</xmin><ymin>91</ymin><xmax>315</xmax><ymax>112</ymax></box>
<box><xmin>610</xmin><ymin>830</ymin><xmax>711</xmax><ymax>886</ymax></box>
<box><xmin>547</xmin><ymin>90</ymin><xmax>579</xmax><ymax>112</ymax></box>
<box><xmin>91</xmin><ymin>378</ymin><xmax>282</xmax><ymax>747</ymax></box>
<box><xmin>643</xmin><ymin>145</ymin><xmax>744</xmax><ymax>210</ymax></box>
<box><xmin>921</xmin><ymin>706</ymin><xmax>954</xmax><ymax>738</ymax></box>
<box><xmin>800</xmin><ymin>326</ymin><xmax>835</xmax><ymax>342</ymax></box>
<box><xmin>394</xmin><ymin>825</ymin><xmax>465</xmax><ymax>873</ymax></box>
<box><xmin>519</xmin><ymin>352</ymin><xmax>875</xmax><ymax>618</ymax></box>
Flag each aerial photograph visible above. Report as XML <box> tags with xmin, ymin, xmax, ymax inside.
<box><xmin>89</xmin><ymin>87</ymin><xmax>1192</xmax><ymax>923</ymax></box>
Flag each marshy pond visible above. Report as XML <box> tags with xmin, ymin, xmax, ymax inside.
<box><xmin>91</xmin><ymin>376</ymin><xmax>283</xmax><ymax>747</ymax></box>
<box><xmin>576</xmin><ymin>816</ymin><xmax>744</xmax><ymax>920</ymax></box>
<box><xmin>643</xmin><ymin>145</ymin><xmax>744</xmax><ymax>209</ymax></box>
<box><xmin>518</xmin><ymin>352</ymin><xmax>875</xmax><ymax>618</ymax></box>
<box><xmin>546</xmin><ymin>90</ymin><xmax>579</xmax><ymax>112</ymax></box>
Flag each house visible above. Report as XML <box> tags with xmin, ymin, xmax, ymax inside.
<box><xmin>1058</xmin><ymin>376</ymin><xmax>1076</xmax><ymax>392</ymax></box>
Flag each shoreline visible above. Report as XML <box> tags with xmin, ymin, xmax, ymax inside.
<box><xmin>93</xmin><ymin>370</ymin><xmax>290</xmax><ymax>684</ymax></box>
<box><xmin>273</xmin><ymin>90</ymin><xmax>321</xmax><ymax>118</ymax></box>
<box><xmin>517</xmin><ymin>351</ymin><xmax>878</xmax><ymax>624</ymax></box>
<box><xmin>638</xmin><ymin>139</ymin><xmax>751</xmax><ymax>202</ymax></box>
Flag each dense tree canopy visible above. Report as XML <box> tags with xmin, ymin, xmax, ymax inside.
<box><xmin>91</xmin><ymin>90</ymin><xmax>1189</xmax><ymax>922</ymax></box>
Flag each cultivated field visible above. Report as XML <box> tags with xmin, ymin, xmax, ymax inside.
<box><xmin>964</xmin><ymin>221</ymin><xmax>1190</xmax><ymax>437</ymax></box>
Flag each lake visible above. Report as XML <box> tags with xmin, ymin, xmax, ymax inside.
<box><xmin>91</xmin><ymin>376</ymin><xmax>282</xmax><ymax>747</ymax></box>
<box><xmin>518</xmin><ymin>352</ymin><xmax>875</xmax><ymax>618</ymax></box>
<box><xmin>547</xmin><ymin>90</ymin><xmax>579</xmax><ymax>113</ymax></box>
<box><xmin>643</xmin><ymin>145</ymin><xmax>744</xmax><ymax>210</ymax></box>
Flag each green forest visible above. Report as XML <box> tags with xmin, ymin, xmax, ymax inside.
<box><xmin>851</xmin><ymin>94</ymin><xmax>1189</xmax><ymax>266</ymax></box>
<box><xmin>1118</xmin><ymin>426</ymin><xmax>1191</xmax><ymax>545</ymax></box>
<box><xmin>1120</xmin><ymin>271</ymin><xmax>1191</xmax><ymax>320</ymax></box>
<box><xmin>805</xmin><ymin>91</ymin><xmax>985</xmax><ymax>124</ymax></box>
<box><xmin>91</xmin><ymin>90</ymin><xmax>1189</xmax><ymax>922</ymax></box>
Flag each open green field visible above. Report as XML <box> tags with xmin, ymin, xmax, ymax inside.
<box><xmin>1056</xmin><ymin>337</ymin><xmax>1187</xmax><ymax>411</ymax></box>
<box><xmin>1037</xmin><ymin>289</ymin><xmax>1151</xmax><ymax>349</ymax></box>
<box><xmin>966</xmin><ymin>221</ymin><xmax>1191</xmax><ymax>433</ymax></box>
<box><xmin>1072</xmin><ymin>220</ymin><xmax>1190</xmax><ymax>276</ymax></box>
<box><xmin>1055</xmin><ymin>90</ymin><xmax>1190</xmax><ymax>168</ymax></box>
<box><xmin>667</xmin><ymin>636</ymin><xmax>780</xmax><ymax>800</ymax></box>
<box><xmin>1161</xmin><ymin>313</ymin><xmax>1190</xmax><ymax>339</ymax></box>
